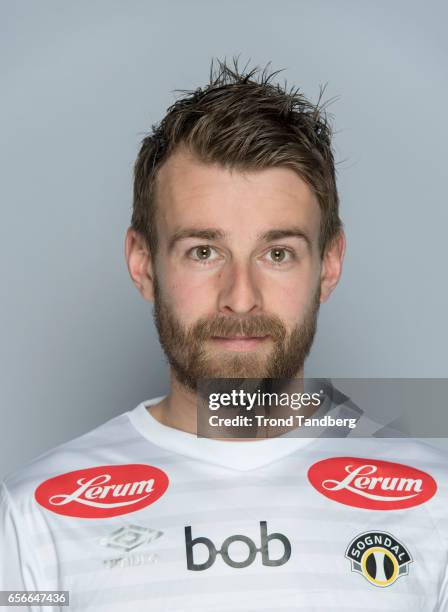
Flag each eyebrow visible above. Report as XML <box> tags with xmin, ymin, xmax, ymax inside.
<box><xmin>168</xmin><ymin>228</ymin><xmax>225</xmax><ymax>252</ymax></box>
<box><xmin>167</xmin><ymin>226</ymin><xmax>312</xmax><ymax>252</ymax></box>
<box><xmin>261</xmin><ymin>228</ymin><xmax>311</xmax><ymax>249</ymax></box>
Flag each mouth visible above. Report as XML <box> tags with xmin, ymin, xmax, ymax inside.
<box><xmin>209</xmin><ymin>335</ymin><xmax>271</xmax><ymax>352</ymax></box>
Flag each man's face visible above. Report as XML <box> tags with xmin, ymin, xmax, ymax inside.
<box><xmin>130</xmin><ymin>146</ymin><xmax>341</xmax><ymax>391</ymax></box>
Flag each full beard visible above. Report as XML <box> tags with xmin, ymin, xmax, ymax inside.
<box><xmin>152</xmin><ymin>275</ymin><xmax>321</xmax><ymax>392</ymax></box>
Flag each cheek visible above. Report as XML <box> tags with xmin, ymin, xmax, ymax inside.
<box><xmin>267</xmin><ymin>283</ymin><xmax>310</xmax><ymax>325</ymax></box>
<box><xmin>161</xmin><ymin>269</ymin><xmax>215</xmax><ymax>320</ymax></box>
<box><xmin>262</xmin><ymin>266</ymin><xmax>319</xmax><ymax>322</ymax></box>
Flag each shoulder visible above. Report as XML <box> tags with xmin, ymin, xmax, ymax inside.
<box><xmin>316</xmin><ymin>436</ymin><xmax>448</xmax><ymax>539</ymax></box>
<box><xmin>2</xmin><ymin>411</ymin><xmax>124</xmax><ymax>497</ymax></box>
<box><xmin>370</xmin><ymin>436</ymin><xmax>448</xmax><ymax>474</ymax></box>
<box><xmin>1</xmin><ymin>398</ymin><xmax>162</xmax><ymax>505</ymax></box>
<box><xmin>332</xmin><ymin>435</ymin><xmax>448</xmax><ymax>477</ymax></box>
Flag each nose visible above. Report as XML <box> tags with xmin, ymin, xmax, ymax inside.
<box><xmin>217</xmin><ymin>260</ymin><xmax>263</xmax><ymax>315</ymax></box>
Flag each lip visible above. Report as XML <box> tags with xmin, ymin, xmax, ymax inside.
<box><xmin>209</xmin><ymin>336</ymin><xmax>270</xmax><ymax>352</ymax></box>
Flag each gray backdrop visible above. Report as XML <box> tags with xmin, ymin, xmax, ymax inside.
<box><xmin>1</xmin><ymin>0</ymin><xmax>447</xmax><ymax>479</ymax></box>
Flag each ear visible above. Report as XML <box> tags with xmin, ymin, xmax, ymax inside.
<box><xmin>319</xmin><ymin>229</ymin><xmax>346</xmax><ymax>303</ymax></box>
<box><xmin>124</xmin><ymin>227</ymin><xmax>155</xmax><ymax>303</ymax></box>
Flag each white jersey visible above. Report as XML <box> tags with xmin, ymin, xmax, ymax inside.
<box><xmin>1</xmin><ymin>393</ymin><xmax>448</xmax><ymax>611</ymax></box>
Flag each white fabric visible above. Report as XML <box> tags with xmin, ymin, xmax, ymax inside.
<box><xmin>1</xmin><ymin>395</ymin><xmax>448</xmax><ymax>611</ymax></box>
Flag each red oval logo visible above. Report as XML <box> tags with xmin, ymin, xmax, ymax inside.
<box><xmin>35</xmin><ymin>464</ymin><xmax>169</xmax><ymax>518</ymax></box>
<box><xmin>307</xmin><ymin>457</ymin><xmax>437</xmax><ymax>510</ymax></box>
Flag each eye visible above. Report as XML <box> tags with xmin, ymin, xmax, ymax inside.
<box><xmin>265</xmin><ymin>247</ymin><xmax>295</xmax><ymax>265</ymax></box>
<box><xmin>188</xmin><ymin>245</ymin><xmax>220</xmax><ymax>263</ymax></box>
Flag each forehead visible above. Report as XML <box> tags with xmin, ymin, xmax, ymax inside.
<box><xmin>154</xmin><ymin>146</ymin><xmax>321</xmax><ymax>240</ymax></box>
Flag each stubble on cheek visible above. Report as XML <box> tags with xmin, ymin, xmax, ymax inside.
<box><xmin>152</xmin><ymin>272</ymin><xmax>320</xmax><ymax>390</ymax></box>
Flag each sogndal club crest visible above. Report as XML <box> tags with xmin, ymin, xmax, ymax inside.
<box><xmin>345</xmin><ymin>531</ymin><xmax>412</xmax><ymax>587</ymax></box>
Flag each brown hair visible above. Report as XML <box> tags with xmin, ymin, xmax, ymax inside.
<box><xmin>131</xmin><ymin>58</ymin><xmax>342</xmax><ymax>258</ymax></box>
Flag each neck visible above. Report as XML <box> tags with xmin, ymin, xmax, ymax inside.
<box><xmin>147</xmin><ymin>368</ymin><xmax>305</xmax><ymax>440</ymax></box>
<box><xmin>149</xmin><ymin>373</ymin><xmax>198</xmax><ymax>435</ymax></box>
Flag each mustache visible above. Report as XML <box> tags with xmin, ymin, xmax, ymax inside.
<box><xmin>190</xmin><ymin>314</ymin><xmax>287</xmax><ymax>342</ymax></box>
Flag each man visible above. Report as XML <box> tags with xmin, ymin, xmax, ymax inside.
<box><xmin>1</xmin><ymin>59</ymin><xmax>447</xmax><ymax>611</ymax></box>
